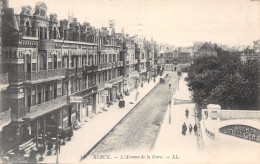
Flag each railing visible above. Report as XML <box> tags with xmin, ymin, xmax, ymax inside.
<box><xmin>28</xmin><ymin>95</ymin><xmax>67</xmax><ymax>114</ymax></box>
<box><xmin>25</xmin><ymin>69</ymin><xmax>66</xmax><ymax>81</ymax></box>
<box><xmin>66</xmin><ymin>68</ymin><xmax>77</xmax><ymax>76</ymax></box>
<box><xmin>85</xmin><ymin>65</ymin><xmax>98</xmax><ymax>72</ymax></box>
<box><xmin>38</xmin><ymin>39</ymin><xmax>54</xmax><ymax>50</ymax></box>
<box><xmin>112</xmin><ymin>62</ymin><xmax>116</xmax><ymax>68</ymax></box>
<box><xmin>76</xmin><ymin>67</ymin><xmax>84</xmax><ymax>75</ymax></box>
<box><xmin>107</xmin><ymin>63</ymin><xmax>112</xmax><ymax>69</ymax></box>
<box><xmin>101</xmin><ymin>63</ymin><xmax>106</xmax><ymax>70</ymax></box>
<box><xmin>117</xmin><ymin>61</ymin><xmax>124</xmax><ymax>67</ymax></box>
<box><xmin>108</xmin><ymin>76</ymin><xmax>123</xmax><ymax>84</ymax></box>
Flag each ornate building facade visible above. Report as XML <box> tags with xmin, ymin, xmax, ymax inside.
<box><xmin>0</xmin><ymin>2</ymin><xmax>124</xmax><ymax>152</ymax></box>
<box><xmin>0</xmin><ymin>1</ymin><xmax>159</xmax><ymax>154</ymax></box>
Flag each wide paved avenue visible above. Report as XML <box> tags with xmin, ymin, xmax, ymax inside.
<box><xmin>89</xmin><ymin>72</ymin><xmax>178</xmax><ymax>156</ymax></box>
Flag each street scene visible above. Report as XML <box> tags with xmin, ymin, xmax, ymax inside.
<box><xmin>0</xmin><ymin>0</ymin><xmax>260</xmax><ymax>164</ymax></box>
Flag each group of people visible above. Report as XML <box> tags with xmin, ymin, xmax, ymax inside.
<box><xmin>182</xmin><ymin>108</ymin><xmax>198</xmax><ymax>135</ymax></box>
<box><xmin>182</xmin><ymin>122</ymin><xmax>198</xmax><ymax>135</ymax></box>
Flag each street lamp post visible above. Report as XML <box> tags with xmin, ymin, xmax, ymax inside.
<box><xmin>168</xmin><ymin>91</ymin><xmax>171</xmax><ymax>124</ymax></box>
<box><xmin>56</xmin><ymin>125</ymin><xmax>62</xmax><ymax>164</ymax></box>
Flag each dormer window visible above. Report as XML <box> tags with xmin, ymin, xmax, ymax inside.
<box><xmin>25</xmin><ymin>21</ymin><xmax>31</xmax><ymax>36</ymax></box>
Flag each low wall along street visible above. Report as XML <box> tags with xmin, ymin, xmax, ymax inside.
<box><xmin>219</xmin><ymin>125</ymin><xmax>260</xmax><ymax>143</ymax></box>
<box><xmin>201</xmin><ymin>104</ymin><xmax>260</xmax><ymax>147</ymax></box>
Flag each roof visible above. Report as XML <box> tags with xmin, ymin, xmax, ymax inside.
<box><xmin>35</xmin><ymin>2</ymin><xmax>47</xmax><ymax>10</ymax></box>
<box><xmin>196</xmin><ymin>42</ymin><xmax>218</xmax><ymax>54</ymax></box>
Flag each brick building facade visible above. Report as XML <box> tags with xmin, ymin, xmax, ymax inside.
<box><xmin>0</xmin><ymin>1</ymin><xmax>159</xmax><ymax>153</ymax></box>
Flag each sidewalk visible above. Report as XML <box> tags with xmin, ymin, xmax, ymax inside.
<box><xmin>153</xmin><ymin>73</ymin><xmax>207</xmax><ymax>164</ymax></box>
<box><xmin>42</xmin><ymin>75</ymin><xmax>165</xmax><ymax>163</ymax></box>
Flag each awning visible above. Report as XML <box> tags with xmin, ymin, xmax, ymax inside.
<box><xmin>23</xmin><ymin>103</ymin><xmax>67</xmax><ymax>120</ymax></box>
<box><xmin>24</xmin><ymin>76</ymin><xmax>65</xmax><ymax>84</ymax></box>
<box><xmin>71</xmin><ymin>86</ymin><xmax>98</xmax><ymax>98</ymax></box>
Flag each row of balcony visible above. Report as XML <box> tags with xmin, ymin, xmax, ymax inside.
<box><xmin>97</xmin><ymin>61</ymin><xmax>123</xmax><ymax>71</ymax></box>
<box><xmin>27</xmin><ymin>95</ymin><xmax>67</xmax><ymax>116</ymax></box>
<box><xmin>24</xmin><ymin>61</ymin><xmax>124</xmax><ymax>82</ymax></box>
<box><xmin>25</xmin><ymin>69</ymin><xmax>66</xmax><ymax>81</ymax></box>
<box><xmin>25</xmin><ymin>72</ymin><xmax>123</xmax><ymax>117</ymax></box>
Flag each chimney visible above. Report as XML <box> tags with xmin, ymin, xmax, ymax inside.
<box><xmin>3</xmin><ymin>0</ymin><xmax>9</xmax><ymax>8</ymax></box>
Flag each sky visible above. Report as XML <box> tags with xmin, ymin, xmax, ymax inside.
<box><xmin>9</xmin><ymin>0</ymin><xmax>260</xmax><ymax>46</ymax></box>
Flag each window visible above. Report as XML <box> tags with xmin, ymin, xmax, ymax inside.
<box><xmin>37</xmin><ymin>86</ymin><xmax>42</xmax><ymax>104</ymax></box>
<box><xmin>53</xmin><ymin>54</ymin><xmax>57</xmax><ymax>69</ymax></box>
<box><xmin>25</xmin><ymin>21</ymin><xmax>31</xmax><ymax>36</ymax></box>
<box><xmin>44</xmin><ymin>27</ymin><xmax>47</xmax><ymax>39</ymax></box>
<box><xmin>38</xmin><ymin>27</ymin><xmax>43</xmax><ymax>39</ymax></box>
<box><xmin>53</xmin><ymin>27</ymin><xmax>57</xmax><ymax>39</ymax></box>
<box><xmin>26</xmin><ymin>54</ymin><xmax>31</xmax><ymax>72</ymax></box>
<box><xmin>26</xmin><ymin>88</ymin><xmax>31</xmax><ymax>107</ymax></box>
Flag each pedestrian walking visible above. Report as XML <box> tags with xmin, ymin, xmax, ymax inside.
<box><xmin>182</xmin><ymin>122</ymin><xmax>187</xmax><ymax>135</ymax></box>
<box><xmin>185</xmin><ymin>108</ymin><xmax>189</xmax><ymax>119</ymax></box>
<box><xmin>135</xmin><ymin>90</ymin><xmax>139</xmax><ymax>101</ymax></box>
<box><xmin>189</xmin><ymin>124</ymin><xmax>192</xmax><ymax>133</ymax></box>
<box><xmin>194</xmin><ymin>123</ymin><xmax>198</xmax><ymax>135</ymax></box>
<box><xmin>169</xmin><ymin>84</ymin><xmax>171</xmax><ymax>89</ymax></box>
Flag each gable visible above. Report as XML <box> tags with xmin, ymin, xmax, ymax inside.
<box><xmin>196</xmin><ymin>42</ymin><xmax>218</xmax><ymax>56</ymax></box>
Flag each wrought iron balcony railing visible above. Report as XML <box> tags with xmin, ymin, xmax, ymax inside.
<box><xmin>25</xmin><ymin>69</ymin><xmax>66</xmax><ymax>81</ymax></box>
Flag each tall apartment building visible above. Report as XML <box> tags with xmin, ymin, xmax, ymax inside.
<box><xmin>0</xmin><ymin>2</ymin><xmax>124</xmax><ymax>152</ymax></box>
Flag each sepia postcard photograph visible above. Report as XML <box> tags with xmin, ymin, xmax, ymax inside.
<box><xmin>0</xmin><ymin>0</ymin><xmax>259</xmax><ymax>163</ymax></box>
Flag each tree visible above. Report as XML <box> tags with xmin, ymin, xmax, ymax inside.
<box><xmin>185</xmin><ymin>51</ymin><xmax>259</xmax><ymax>110</ymax></box>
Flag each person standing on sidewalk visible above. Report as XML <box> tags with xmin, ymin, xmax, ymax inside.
<box><xmin>169</xmin><ymin>84</ymin><xmax>171</xmax><ymax>89</ymax></box>
<box><xmin>189</xmin><ymin>124</ymin><xmax>193</xmax><ymax>134</ymax></box>
<box><xmin>194</xmin><ymin>123</ymin><xmax>198</xmax><ymax>135</ymax></box>
<box><xmin>182</xmin><ymin>122</ymin><xmax>187</xmax><ymax>135</ymax></box>
<box><xmin>185</xmin><ymin>108</ymin><xmax>189</xmax><ymax>119</ymax></box>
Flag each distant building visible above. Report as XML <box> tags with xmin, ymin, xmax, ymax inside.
<box><xmin>240</xmin><ymin>47</ymin><xmax>260</xmax><ymax>62</ymax></box>
<box><xmin>253</xmin><ymin>40</ymin><xmax>260</xmax><ymax>52</ymax></box>
<box><xmin>158</xmin><ymin>50</ymin><xmax>191</xmax><ymax>71</ymax></box>
<box><xmin>194</xmin><ymin>42</ymin><xmax>218</xmax><ymax>58</ymax></box>
<box><xmin>193</xmin><ymin>41</ymin><xmax>204</xmax><ymax>54</ymax></box>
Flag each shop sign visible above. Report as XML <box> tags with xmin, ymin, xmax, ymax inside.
<box><xmin>219</xmin><ymin>124</ymin><xmax>260</xmax><ymax>143</ymax></box>
<box><xmin>70</xmin><ymin>96</ymin><xmax>83</xmax><ymax>103</ymax></box>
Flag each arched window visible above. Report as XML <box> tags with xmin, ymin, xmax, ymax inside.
<box><xmin>39</xmin><ymin>54</ymin><xmax>46</xmax><ymax>70</ymax></box>
<box><xmin>25</xmin><ymin>21</ymin><xmax>31</xmax><ymax>36</ymax></box>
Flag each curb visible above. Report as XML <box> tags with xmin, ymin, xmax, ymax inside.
<box><xmin>79</xmin><ymin>75</ymin><xmax>166</xmax><ymax>161</ymax></box>
<box><xmin>150</xmin><ymin>75</ymin><xmax>179</xmax><ymax>150</ymax></box>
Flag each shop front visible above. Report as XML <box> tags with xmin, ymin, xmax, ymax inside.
<box><xmin>69</xmin><ymin>86</ymin><xmax>97</xmax><ymax>123</ymax></box>
<box><xmin>1</xmin><ymin>102</ymin><xmax>70</xmax><ymax>153</ymax></box>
